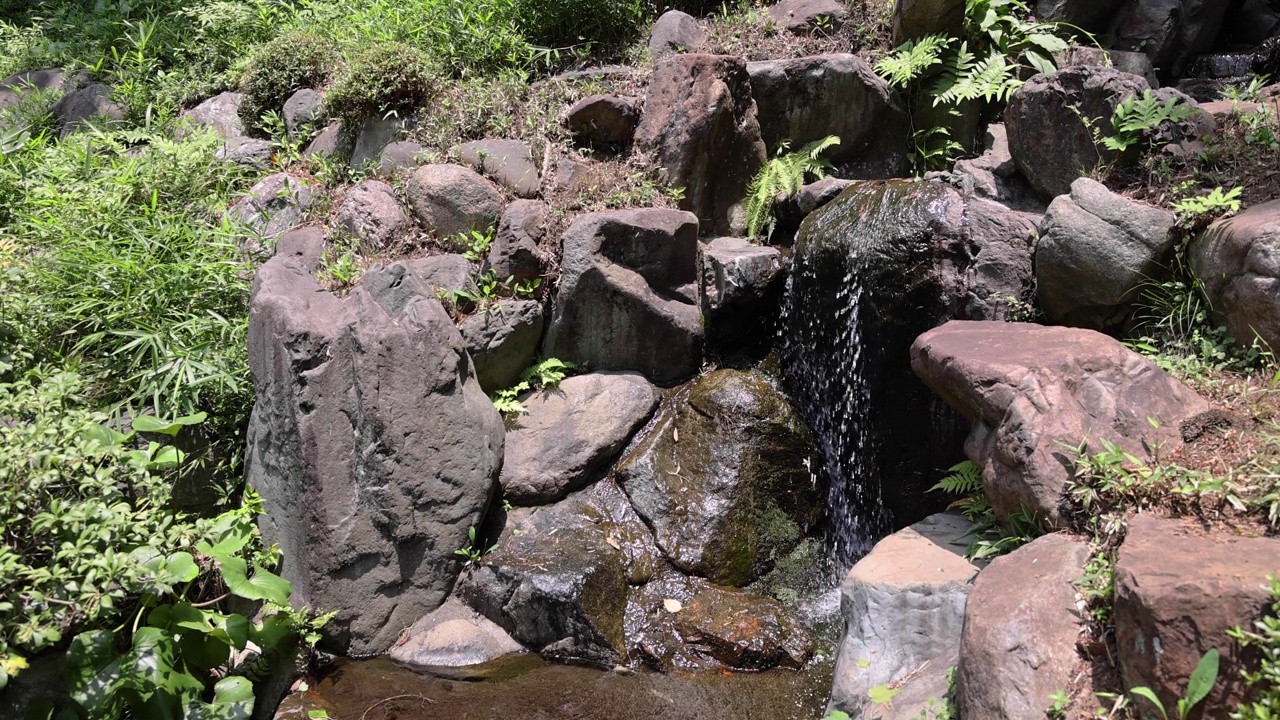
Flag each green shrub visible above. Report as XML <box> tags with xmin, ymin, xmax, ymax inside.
<box><xmin>324</xmin><ymin>42</ymin><xmax>438</xmax><ymax>124</ymax></box>
<box><xmin>512</xmin><ymin>0</ymin><xmax>650</xmax><ymax>48</ymax></box>
<box><xmin>239</xmin><ymin>31</ymin><xmax>337</xmax><ymax>131</ymax></box>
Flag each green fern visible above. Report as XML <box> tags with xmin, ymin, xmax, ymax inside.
<box><xmin>875</xmin><ymin>34</ymin><xmax>951</xmax><ymax>88</ymax></box>
<box><xmin>1102</xmin><ymin>90</ymin><xmax>1195</xmax><ymax>153</ymax></box>
<box><xmin>489</xmin><ymin>357</ymin><xmax>577</xmax><ymax>418</ymax></box>
<box><xmin>744</xmin><ymin>135</ymin><xmax>841</xmax><ymax>239</ymax></box>
<box><xmin>932</xmin><ymin>47</ymin><xmax>1023</xmax><ymax>105</ymax></box>
<box><xmin>931</xmin><ymin>460</ymin><xmax>983</xmax><ymax>495</ymax></box>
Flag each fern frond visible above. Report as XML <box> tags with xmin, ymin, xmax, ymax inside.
<box><xmin>874</xmin><ymin>34</ymin><xmax>950</xmax><ymax>88</ymax></box>
<box><xmin>932</xmin><ymin>49</ymin><xmax>1023</xmax><ymax>106</ymax></box>
<box><xmin>743</xmin><ymin>135</ymin><xmax>841</xmax><ymax>239</ymax></box>
<box><xmin>930</xmin><ymin>460</ymin><xmax>983</xmax><ymax>495</ymax></box>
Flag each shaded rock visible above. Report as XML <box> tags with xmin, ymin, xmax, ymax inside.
<box><xmin>282</xmin><ymin>89</ymin><xmax>324</xmax><ymax>137</ymax></box>
<box><xmin>358</xmin><ymin>257</ymin><xmax>471</xmax><ymax>316</ymax></box>
<box><xmin>648</xmin><ymin>10</ymin><xmax>706</xmax><ymax>56</ymax></box>
<box><xmin>52</xmin><ymin>83</ymin><xmax>123</xmax><ymax>137</ymax></box>
<box><xmin>1005</xmin><ymin>65</ymin><xmax>1148</xmax><ymax>200</ymax></box>
<box><xmin>747</xmin><ymin>54</ymin><xmax>909</xmax><ymax>179</ymax></box>
<box><xmin>949</xmin><ymin>123</ymin><xmax>1040</xmax><ymax>208</ymax></box>
<box><xmin>1055</xmin><ymin>45</ymin><xmax>1158</xmax><ymax>88</ymax></box>
<box><xmin>0</xmin><ymin>649</ymin><xmax>69</xmax><ymax>720</ymax></box>
<box><xmin>1110</xmin><ymin>0</ymin><xmax>1231</xmax><ymax>81</ymax></box>
<box><xmin>336</xmin><ymin>179</ymin><xmax>408</xmax><ymax>248</ymax></box>
<box><xmin>830</xmin><ymin>512</ymin><xmax>978</xmax><ymax>718</ymax></box>
<box><xmin>768</xmin><ymin>0</ymin><xmax>848</xmax><ymax>33</ymax></box>
<box><xmin>459</xmin><ymin>299</ymin><xmax>545</xmax><ymax>393</ymax></box>
<box><xmin>634</xmin><ymin>54</ymin><xmax>766</xmax><ymax>235</ymax></box>
<box><xmin>215</xmin><ymin>136</ymin><xmax>274</xmax><ymax>170</ymax></box>
<box><xmin>303</xmin><ymin>122</ymin><xmax>342</xmax><ymax>159</ymax></box>
<box><xmin>1230</xmin><ymin>0</ymin><xmax>1280</xmax><ymax>45</ymax></box>
<box><xmin>796</xmin><ymin>177</ymin><xmax>854</xmax><ymax>215</ymax></box>
<box><xmin>1034</xmin><ymin>0</ymin><xmax>1125</xmax><ymax>33</ymax></box>
<box><xmin>459</xmin><ymin>138</ymin><xmax>540</xmax><ymax>199</ymax></box>
<box><xmin>566</xmin><ymin>94</ymin><xmax>642</xmax><ymax>147</ymax></box>
<box><xmin>228</xmin><ymin>173</ymin><xmax>315</xmax><ymax>239</ymax></box>
<box><xmin>501</xmin><ymin>372</ymin><xmax>659</xmax><ymax>505</ymax></box>
<box><xmin>379</xmin><ymin>141</ymin><xmax>429</xmax><ymax>177</ymax></box>
<box><xmin>1189</xmin><ymin>199</ymin><xmax>1280</xmax><ymax>353</ymax></box>
<box><xmin>957</xmin><ymin>533</ymin><xmax>1091</xmax><ymax>720</ymax></box>
<box><xmin>489</xmin><ymin>200</ymin><xmax>547</xmax><ymax>283</ymax></box>
<box><xmin>182</xmin><ymin>92</ymin><xmax>245</xmax><ymax>139</ymax></box>
<box><xmin>274</xmin><ymin>226</ymin><xmax>326</xmax><ymax>273</ymax></box>
<box><xmin>891</xmin><ymin>0</ymin><xmax>965</xmax><ymax>45</ymax></box>
<box><xmin>1115</xmin><ymin>514</ymin><xmax>1280</xmax><ymax>717</ymax></box>
<box><xmin>246</xmin><ymin>256</ymin><xmax>504</xmax><ymax>654</ymax></box>
<box><xmin>406</xmin><ymin>164</ymin><xmax>505</xmax><ymax>239</ymax></box>
<box><xmin>0</xmin><ymin>68</ymin><xmax>71</xmax><ymax>112</ymax></box>
<box><xmin>910</xmin><ymin>321</ymin><xmax>1208</xmax><ymax>526</ymax></box>
<box><xmin>389</xmin><ymin>597</ymin><xmax>524</xmax><ymax>678</ymax></box>
<box><xmin>699</xmin><ymin>237</ymin><xmax>786</xmax><ymax>348</ymax></box>
<box><xmin>544</xmin><ymin>208</ymin><xmax>704</xmax><ymax>385</ymax></box>
<box><xmin>1036</xmin><ymin>177</ymin><xmax>1176</xmax><ymax>330</ymax></box>
<box><xmin>349</xmin><ymin>115</ymin><xmax>407</xmax><ymax>171</ymax></box>
<box><xmin>615</xmin><ymin>369</ymin><xmax>823</xmax><ymax>587</ymax></box>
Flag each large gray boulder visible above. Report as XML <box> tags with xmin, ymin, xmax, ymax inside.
<box><xmin>336</xmin><ymin>179</ymin><xmax>408</xmax><ymax>248</ymax></box>
<box><xmin>544</xmin><ymin>208</ymin><xmax>704</xmax><ymax>385</ymax></box>
<box><xmin>1036</xmin><ymin>177</ymin><xmax>1177</xmax><ymax>330</ymax></box>
<box><xmin>406</xmin><ymin>164</ymin><xmax>505</xmax><ymax>239</ymax></box>
<box><xmin>634</xmin><ymin>54</ymin><xmax>766</xmax><ymax>235</ymax></box>
<box><xmin>1034</xmin><ymin>0</ymin><xmax>1125</xmax><ymax>33</ymax></box>
<box><xmin>501</xmin><ymin>372</ymin><xmax>659</xmax><ymax>505</ymax></box>
<box><xmin>349</xmin><ymin>115</ymin><xmax>407</xmax><ymax>171</ymax></box>
<box><xmin>647</xmin><ymin>10</ymin><xmax>706</xmax><ymax>56</ymax></box>
<box><xmin>0</xmin><ymin>68</ymin><xmax>72</xmax><ymax>113</ymax></box>
<box><xmin>459</xmin><ymin>300</ymin><xmax>545</xmax><ymax>393</ymax></box>
<box><xmin>246</xmin><ymin>256</ymin><xmax>504</xmax><ymax>654</ymax></box>
<box><xmin>388</xmin><ymin>597</ymin><xmax>524</xmax><ymax>678</ymax></box>
<box><xmin>957</xmin><ymin>533</ymin><xmax>1092</xmax><ymax>720</ymax></box>
<box><xmin>1110</xmin><ymin>0</ymin><xmax>1232</xmax><ymax>81</ymax></box>
<box><xmin>830</xmin><ymin>512</ymin><xmax>978</xmax><ymax>719</ymax></box>
<box><xmin>459</xmin><ymin>139</ymin><xmax>540</xmax><ymax>199</ymax></box>
<box><xmin>282</xmin><ymin>89</ymin><xmax>324</xmax><ymax>137</ymax></box>
<box><xmin>227</xmin><ymin>173</ymin><xmax>315</xmax><ymax>240</ymax></box>
<box><xmin>911</xmin><ymin>321</ymin><xmax>1208</xmax><ymax>527</ymax></box>
<box><xmin>615</xmin><ymin>369</ymin><xmax>824</xmax><ymax>587</ymax></box>
<box><xmin>699</xmin><ymin>237</ymin><xmax>786</xmax><ymax>348</ymax></box>
<box><xmin>747</xmin><ymin>54</ymin><xmax>909</xmax><ymax>179</ymax></box>
<box><xmin>215</xmin><ymin>136</ymin><xmax>273</xmax><ymax>170</ymax></box>
<box><xmin>181</xmin><ymin>92</ymin><xmax>245</xmax><ymax>139</ymax></box>
<box><xmin>566</xmin><ymin>95</ymin><xmax>641</xmax><ymax>147</ymax></box>
<box><xmin>488</xmin><ymin>200</ymin><xmax>546</xmax><ymax>283</ymax></box>
<box><xmin>52</xmin><ymin>83</ymin><xmax>123</xmax><ymax>137</ymax></box>
<box><xmin>1189</xmin><ymin>199</ymin><xmax>1280</xmax><ymax>353</ymax></box>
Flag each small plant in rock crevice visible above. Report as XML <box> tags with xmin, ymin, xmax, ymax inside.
<box><xmin>454</xmin><ymin>525</ymin><xmax>499</xmax><ymax>566</ymax></box>
<box><xmin>927</xmin><ymin>460</ymin><xmax>1045</xmax><ymax>560</ymax></box>
<box><xmin>1229</xmin><ymin>576</ymin><xmax>1280</xmax><ymax>719</ymax></box>
<box><xmin>490</xmin><ymin>357</ymin><xmax>576</xmax><ymax>417</ymax></box>
<box><xmin>743</xmin><ymin>135</ymin><xmax>840</xmax><ymax>239</ymax></box>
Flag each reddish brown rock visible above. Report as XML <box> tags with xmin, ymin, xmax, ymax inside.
<box><xmin>911</xmin><ymin>321</ymin><xmax>1208</xmax><ymax>526</ymax></box>
<box><xmin>566</xmin><ymin>94</ymin><xmax>641</xmax><ymax>146</ymax></box>
<box><xmin>1189</xmin><ymin>200</ymin><xmax>1280</xmax><ymax>355</ymax></box>
<box><xmin>675</xmin><ymin>585</ymin><xmax>814</xmax><ymax>670</ymax></box>
<box><xmin>767</xmin><ymin>0</ymin><xmax>848</xmax><ymax>33</ymax></box>
<box><xmin>1114</xmin><ymin>515</ymin><xmax>1280</xmax><ymax>718</ymax></box>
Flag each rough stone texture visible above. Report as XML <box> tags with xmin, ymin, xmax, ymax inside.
<box><xmin>911</xmin><ymin>321</ymin><xmax>1208</xmax><ymax>526</ymax></box>
<box><xmin>830</xmin><ymin>512</ymin><xmax>978</xmax><ymax>717</ymax></box>
<box><xmin>1189</xmin><ymin>199</ymin><xmax>1280</xmax><ymax>354</ymax></box>
<box><xmin>1034</xmin><ymin>0</ymin><xmax>1126</xmax><ymax>33</ymax></box>
<box><xmin>747</xmin><ymin>54</ymin><xmax>909</xmax><ymax>179</ymax></box>
<box><xmin>0</xmin><ymin>650</ymin><xmax>70</xmax><ymax>720</ymax></box>
<box><xmin>796</xmin><ymin>177</ymin><xmax>854</xmax><ymax>215</ymax></box>
<box><xmin>699</xmin><ymin>237</ymin><xmax>786</xmax><ymax>347</ymax></box>
<box><xmin>0</xmin><ymin>68</ymin><xmax>70</xmax><ymax>112</ymax></box>
<box><xmin>182</xmin><ymin>92</ymin><xmax>245</xmax><ymax>139</ymax></box>
<box><xmin>304</xmin><ymin>122</ymin><xmax>342</xmax><ymax>159</ymax></box>
<box><xmin>1005</xmin><ymin>65</ymin><xmax>1148</xmax><ymax>200</ymax></box>
<box><xmin>379</xmin><ymin>141</ymin><xmax>428</xmax><ymax>177</ymax></box>
<box><xmin>615</xmin><ymin>369</ymin><xmax>824</xmax><ymax>587</ymax></box>
<box><xmin>406</xmin><ymin>164</ymin><xmax>505</xmax><ymax>239</ymax></box>
<box><xmin>388</xmin><ymin>597</ymin><xmax>524</xmax><ymax>677</ymax></box>
<box><xmin>501</xmin><ymin>372</ymin><xmax>659</xmax><ymax>505</ymax></box>
<box><xmin>768</xmin><ymin>0</ymin><xmax>848</xmax><ymax>33</ymax></box>
<box><xmin>459</xmin><ymin>139</ymin><xmax>540</xmax><ymax>198</ymax></box>
<box><xmin>891</xmin><ymin>0</ymin><xmax>965</xmax><ymax>45</ymax></box>
<box><xmin>672</xmin><ymin>585</ymin><xmax>815</xmax><ymax>670</ymax></box>
<box><xmin>949</xmin><ymin>123</ymin><xmax>1040</xmax><ymax>209</ymax></box>
<box><xmin>1055</xmin><ymin>45</ymin><xmax>1158</xmax><ymax>88</ymax></box>
<box><xmin>246</xmin><ymin>255</ymin><xmax>504</xmax><ymax>655</ymax></box>
<box><xmin>957</xmin><ymin>533</ymin><xmax>1091</xmax><ymax>720</ymax></box>
<box><xmin>566</xmin><ymin>95</ymin><xmax>642</xmax><ymax>147</ymax></box>
<box><xmin>274</xmin><ymin>227</ymin><xmax>326</xmax><ymax>273</ymax></box>
<box><xmin>488</xmin><ymin>200</ymin><xmax>546</xmax><ymax>283</ymax></box>
<box><xmin>634</xmin><ymin>54</ymin><xmax>766</xmax><ymax>235</ymax></box>
<box><xmin>545</xmin><ymin>208</ymin><xmax>704</xmax><ymax>385</ymax></box>
<box><xmin>1036</xmin><ymin>177</ymin><xmax>1177</xmax><ymax>330</ymax></box>
<box><xmin>1110</xmin><ymin>0</ymin><xmax>1231</xmax><ymax>81</ymax></box>
<box><xmin>407</xmin><ymin>254</ymin><xmax>472</xmax><ymax>296</ymax></box>
<box><xmin>648</xmin><ymin>10</ymin><xmax>706</xmax><ymax>56</ymax></box>
<box><xmin>282</xmin><ymin>89</ymin><xmax>324</xmax><ymax>136</ymax></box>
<box><xmin>1230</xmin><ymin>0</ymin><xmax>1280</xmax><ymax>44</ymax></box>
<box><xmin>336</xmin><ymin>179</ymin><xmax>408</xmax><ymax>248</ymax></box>
<box><xmin>228</xmin><ymin>173</ymin><xmax>315</xmax><ymax>239</ymax></box>
<box><xmin>458</xmin><ymin>299</ymin><xmax>545</xmax><ymax>393</ymax></box>
<box><xmin>215</xmin><ymin>136</ymin><xmax>274</xmax><ymax>170</ymax></box>
<box><xmin>1115</xmin><ymin>515</ymin><xmax>1280</xmax><ymax>718</ymax></box>
<box><xmin>358</xmin><ymin>257</ymin><xmax>472</xmax><ymax>316</ymax></box>
<box><xmin>349</xmin><ymin>115</ymin><xmax>407</xmax><ymax>171</ymax></box>
<box><xmin>52</xmin><ymin>83</ymin><xmax>123</xmax><ymax>137</ymax></box>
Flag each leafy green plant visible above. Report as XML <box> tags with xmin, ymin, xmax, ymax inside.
<box><xmin>490</xmin><ymin>358</ymin><xmax>576</xmax><ymax>417</ymax></box>
<box><xmin>455</xmin><ymin>229</ymin><xmax>494</xmax><ymax>262</ymax></box>
<box><xmin>928</xmin><ymin>460</ymin><xmax>1044</xmax><ymax>559</ymax></box>
<box><xmin>875</xmin><ymin>34</ymin><xmax>950</xmax><ymax>87</ymax></box>
<box><xmin>513</xmin><ymin>277</ymin><xmax>542</xmax><ymax>298</ymax></box>
<box><xmin>323</xmin><ymin>41</ymin><xmax>439</xmax><ymax>125</ymax></box>
<box><xmin>454</xmin><ymin>525</ymin><xmax>499</xmax><ymax>566</ymax></box>
<box><xmin>1128</xmin><ymin>649</ymin><xmax>1219</xmax><ymax>720</ymax></box>
<box><xmin>744</xmin><ymin>135</ymin><xmax>840</xmax><ymax>239</ymax></box>
<box><xmin>1229</xmin><ymin>576</ymin><xmax>1280</xmax><ymax>719</ymax></box>
<box><xmin>238</xmin><ymin>31</ymin><xmax>337</xmax><ymax>133</ymax></box>
<box><xmin>1046</xmin><ymin>689</ymin><xmax>1071</xmax><ymax>718</ymax></box>
<box><xmin>1172</xmin><ymin>186</ymin><xmax>1243</xmax><ymax>228</ymax></box>
<box><xmin>1102</xmin><ymin>90</ymin><xmax>1195</xmax><ymax>154</ymax></box>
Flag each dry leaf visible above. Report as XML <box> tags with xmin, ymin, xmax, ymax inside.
<box><xmin>663</xmin><ymin>598</ymin><xmax>683</xmax><ymax>613</ymax></box>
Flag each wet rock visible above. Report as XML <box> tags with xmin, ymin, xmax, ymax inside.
<box><xmin>182</xmin><ymin>92</ymin><xmax>245</xmax><ymax>139</ymax></box>
<box><xmin>768</xmin><ymin>0</ymin><xmax>847</xmax><ymax>33</ymax></box>
<box><xmin>304</xmin><ymin>122</ymin><xmax>342</xmax><ymax>159</ymax></box>
<box><xmin>891</xmin><ymin>0</ymin><xmax>965</xmax><ymax>44</ymax></box>
<box><xmin>406</xmin><ymin>164</ymin><xmax>505</xmax><ymax>239</ymax></box>
<box><xmin>1189</xmin><ymin>199</ymin><xmax>1280</xmax><ymax>354</ymax></box>
<box><xmin>246</xmin><ymin>256</ymin><xmax>504</xmax><ymax>654</ymax></box>
<box><xmin>615</xmin><ymin>369</ymin><xmax>823</xmax><ymax>587</ymax></box>
<box><xmin>648</xmin><ymin>10</ymin><xmax>706</xmax><ymax>56</ymax></box>
<box><xmin>1115</xmin><ymin>514</ymin><xmax>1280</xmax><ymax>717</ymax></box>
<box><xmin>389</xmin><ymin>597</ymin><xmax>524</xmax><ymax>677</ymax></box>
<box><xmin>566</xmin><ymin>95</ymin><xmax>641</xmax><ymax>147</ymax></box>
<box><xmin>274</xmin><ymin>226</ymin><xmax>326</xmax><ymax>273</ymax></box>
<box><xmin>215</xmin><ymin>136</ymin><xmax>274</xmax><ymax>170</ymax></box>
<box><xmin>488</xmin><ymin>200</ymin><xmax>546</xmax><ymax>284</ymax></box>
<box><xmin>911</xmin><ymin>321</ymin><xmax>1208</xmax><ymax>526</ymax></box>
<box><xmin>674</xmin><ymin>585</ymin><xmax>814</xmax><ymax>670</ymax></box>
<box><xmin>796</xmin><ymin>177</ymin><xmax>853</xmax><ymax>215</ymax></box>
<box><xmin>501</xmin><ymin>372</ymin><xmax>659</xmax><ymax>505</ymax></box>
<box><xmin>379</xmin><ymin>140</ymin><xmax>429</xmax><ymax>178</ymax></box>
<box><xmin>545</xmin><ymin>208</ymin><xmax>704</xmax><ymax>385</ymax></box>
<box><xmin>336</xmin><ymin>179</ymin><xmax>408</xmax><ymax>248</ymax></box>
<box><xmin>358</xmin><ymin>256</ymin><xmax>471</xmax><ymax>316</ymax></box>
<box><xmin>1036</xmin><ymin>177</ymin><xmax>1176</xmax><ymax>331</ymax></box>
<box><xmin>747</xmin><ymin>54</ymin><xmax>909</xmax><ymax>179</ymax></box>
<box><xmin>228</xmin><ymin>173</ymin><xmax>315</xmax><ymax>239</ymax></box>
<box><xmin>52</xmin><ymin>83</ymin><xmax>123</xmax><ymax>137</ymax></box>
<box><xmin>1005</xmin><ymin>65</ymin><xmax>1148</xmax><ymax>200</ymax></box>
<box><xmin>957</xmin><ymin>533</ymin><xmax>1090</xmax><ymax>720</ymax></box>
<box><xmin>635</xmin><ymin>54</ymin><xmax>765</xmax><ymax>235</ymax></box>
<box><xmin>459</xmin><ymin>300</ymin><xmax>545</xmax><ymax>393</ymax></box>
<box><xmin>349</xmin><ymin>115</ymin><xmax>408</xmax><ymax>171</ymax></box>
<box><xmin>830</xmin><ymin>512</ymin><xmax>978</xmax><ymax>718</ymax></box>
<box><xmin>459</xmin><ymin>139</ymin><xmax>540</xmax><ymax>199</ymax></box>
<box><xmin>699</xmin><ymin>237</ymin><xmax>786</xmax><ymax>348</ymax></box>
<box><xmin>282</xmin><ymin>89</ymin><xmax>324</xmax><ymax>137</ymax></box>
